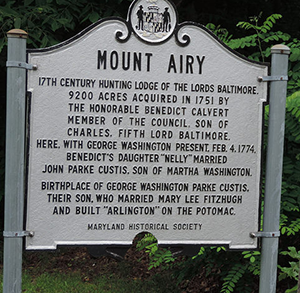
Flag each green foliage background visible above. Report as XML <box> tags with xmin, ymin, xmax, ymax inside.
<box><xmin>1</xmin><ymin>0</ymin><xmax>300</xmax><ymax>292</ymax></box>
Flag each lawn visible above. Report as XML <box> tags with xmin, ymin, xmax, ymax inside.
<box><xmin>0</xmin><ymin>244</ymin><xmax>182</xmax><ymax>293</ymax></box>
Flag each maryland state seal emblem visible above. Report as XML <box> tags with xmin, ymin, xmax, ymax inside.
<box><xmin>129</xmin><ymin>0</ymin><xmax>177</xmax><ymax>44</ymax></box>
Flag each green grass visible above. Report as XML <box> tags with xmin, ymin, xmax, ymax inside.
<box><xmin>0</xmin><ymin>267</ymin><xmax>180</xmax><ymax>293</ymax></box>
<box><xmin>0</xmin><ymin>242</ymin><xmax>181</xmax><ymax>293</ymax></box>
<box><xmin>22</xmin><ymin>271</ymin><xmax>98</xmax><ymax>293</ymax></box>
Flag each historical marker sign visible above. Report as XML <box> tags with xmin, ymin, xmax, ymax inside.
<box><xmin>26</xmin><ymin>0</ymin><xmax>268</xmax><ymax>250</ymax></box>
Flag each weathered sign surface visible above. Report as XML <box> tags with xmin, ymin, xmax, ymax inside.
<box><xmin>26</xmin><ymin>0</ymin><xmax>268</xmax><ymax>250</ymax></box>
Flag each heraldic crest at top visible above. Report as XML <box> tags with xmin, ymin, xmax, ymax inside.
<box><xmin>128</xmin><ymin>0</ymin><xmax>178</xmax><ymax>44</ymax></box>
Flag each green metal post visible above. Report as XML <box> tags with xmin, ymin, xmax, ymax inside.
<box><xmin>3</xmin><ymin>29</ymin><xmax>28</xmax><ymax>293</ymax></box>
<box><xmin>259</xmin><ymin>44</ymin><xmax>290</xmax><ymax>293</ymax></box>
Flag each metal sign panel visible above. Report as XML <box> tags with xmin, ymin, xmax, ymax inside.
<box><xmin>26</xmin><ymin>0</ymin><xmax>268</xmax><ymax>250</ymax></box>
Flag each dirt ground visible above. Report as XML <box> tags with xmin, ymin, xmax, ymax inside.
<box><xmin>22</xmin><ymin>244</ymin><xmax>222</xmax><ymax>293</ymax></box>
